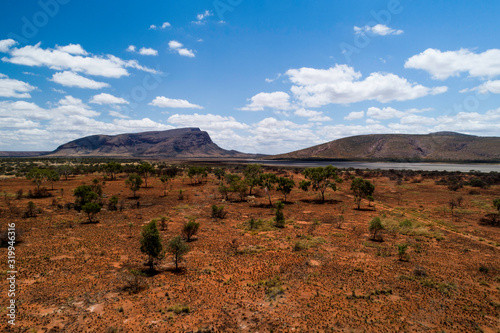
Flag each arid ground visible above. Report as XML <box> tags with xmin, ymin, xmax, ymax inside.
<box><xmin>1</xmin><ymin>164</ymin><xmax>499</xmax><ymax>332</ymax></box>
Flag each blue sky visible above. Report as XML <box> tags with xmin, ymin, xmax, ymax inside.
<box><xmin>1</xmin><ymin>0</ymin><xmax>500</xmax><ymax>153</ymax></box>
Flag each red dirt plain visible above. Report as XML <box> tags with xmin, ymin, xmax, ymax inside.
<box><xmin>1</xmin><ymin>168</ymin><xmax>499</xmax><ymax>332</ymax></box>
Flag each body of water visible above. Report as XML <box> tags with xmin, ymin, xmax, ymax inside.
<box><xmin>257</xmin><ymin>160</ymin><xmax>500</xmax><ymax>173</ymax></box>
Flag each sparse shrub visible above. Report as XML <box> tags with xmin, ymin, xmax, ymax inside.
<box><xmin>274</xmin><ymin>201</ymin><xmax>285</xmax><ymax>228</ymax></box>
<box><xmin>159</xmin><ymin>216</ymin><xmax>169</xmax><ymax>230</ymax></box>
<box><xmin>211</xmin><ymin>205</ymin><xmax>227</xmax><ymax>219</ymax></box>
<box><xmin>167</xmin><ymin>236</ymin><xmax>190</xmax><ymax>270</ymax></box>
<box><xmin>397</xmin><ymin>244</ymin><xmax>409</xmax><ymax>261</ymax></box>
<box><xmin>413</xmin><ymin>265</ymin><xmax>427</xmax><ymax>277</ymax></box>
<box><xmin>399</xmin><ymin>219</ymin><xmax>413</xmax><ymax>228</ymax></box>
<box><xmin>121</xmin><ymin>268</ymin><xmax>147</xmax><ymax>293</ymax></box>
<box><xmin>167</xmin><ymin>304</ymin><xmax>190</xmax><ymax>314</ymax></box>
<box><xmin>128</xmin><ymin>222</ymin><xmax>134</xmax><ymax>238</ymax></box>
<box><xmin>23</xmin><ymin>201</ymin><xmax>37</xmax><ymax>218</ymax></box>
<box><xmin>369</xmin><ymin>217</ymin><xmax>384</xmax><ymax>241</ymax></box>
<box><xmin>140</xmin><ymin>220</ymin><xmax>164</xmax><ymax>270</ymax></box>
<box><xmin>479</xmin><ymin>265</ymin><xmax>489</xmax><ymax>273</ymax></box>
<box><xmin>125</xmin><ymin>174</ymin><xmax>142</xmax><ymax>198</ymax></box>
<box><xmin>350</xmin><ymin>177</ymin><xmax>375</xmax><ymax>209</ymax></box>
<box><xmin>108</xmin><ymin>195</ymin><xmax>119</xmax><ymax>211</ymax></box>
<box><xmin>16</xmin><ymin>189</ymin><xmax>23</xmax><ymax>200</ymax></box>
<box><xmin>182</xmin><ymin>218</ymin><xmax>200</xmax><ymax>241</ymax></box>
<box><xmin>336</xmin><ymin>215</ymin><xmax>344</xmax><ymax>229</ymax></box>
<box><xmin>493</xmin><ymin>199</ymin><xmax>500</xmax><ymax>213</ymax></box>
<box><xmin>178</xmin><ymin>189</ymin><xmax>184</xmax><ymax>200</ymax></box>
<box><xmin>292</xmin><ymin>240</ymin><xmax>308</xmax><ymax>252</ymax></box>
<box><xmin>248</xmin><ymin>218</ymin><xmax>261</xmax><ymax>230</ymax></box>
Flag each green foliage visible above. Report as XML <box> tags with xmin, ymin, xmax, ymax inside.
<box><xmin>108</xmin><ymin>195</ymin><xmax>119</xmax><ymax>211</ymax></box>
<box><xmin>300</xmin><ymin>166</ymin><xmax>342</xmax><ymax>202</ymax></box>
<box><xmin>397</xmin><ymin>243</ymin><xmax>409</xmax><ymax>261</ymax></box>
<box><xmin>493</xmin><ymin>199</ymin><xmax>500</xmax><ymax>213</ymax></box>
<box><xmin>167</xmin><ymin>304</ymin><xmax>190</xmax><ymax>314</ymax></box>
<box><xmin>57</xmin><ymin>164</ymin><xmax>73</xmax><ymax>180</ymax></box>
<box><xmin>140</xmin><ymin>220</ymin><xmax>164</xmax><ymax>270</ymax></box>
<box><xmin>260</xmin><ymin>173</ymin><xmax>278</xmax><ymax>205</ymax></box>
<box><xmin>187</xmin><ymin>166</ymin><xmax>208</xmax><ymax>184</ymax></box>
<box><xmin>276</xmin><ymin>177</ymin><xmax>295</xmax><ymax>202</ymax></box>
<box><xmin>26</xmin><ymin>168</ymin><xmax>48</xmax><ymax>193</ymax></box>
<box><xmin>136</xmin><ymin>162</ymin><xmax>155</xmax><ymax>188</ymax></box>
<box><xmin>23</xmin><ymin>201</ymin><xmax>37</xmax><ymax>218</ymax></box>
<box><xmin>182</xmin><ymin>218</ymin><xmax>200</xmax><ymax>241</ymax></box>
<box><xmin>369</xmin><ymin>217</ymin><xmax>384</xmax><ymax>241</ymax></box>
<box><xmin>244</xmin><ymin>164</ymin><xmax>263</xmax><ymax>195</ymax></box>
<box><xmin>167</xmin><ymin>236</ymin><xmax>190</xmax><ymax>270</ymax></box>
<box><xmin>125</xmin><ymin>173</ymin><xmax>143</xmax><ymax>197</ymax></box>
<box><xmin>213</xmin><ymin>167</ymin><xmax>226</xmax><ymax>181</ymax></box>
<box><xmin>230</xmin><ymin>179</ymin><xmax>248</xmax><ymax>201</ymax></box>
<box><xmin>350</xmin><ymin>177</ymin><xmax>375</xmax><ymax>209</ymax></box>
<box><xmin>103</xmin><ymin>162</ymin><xmax>123</xmax><ymax>180</ymax></box>
<box><xmin>82</xmin><ymin>202</ymin><xmax>102</xmax><ymax>223</ymax></box>
<box><xmin>211</xmin><ymin>205</ymin><xmax>227</xmax><ymax>219</ymax></box>
<box><xmin>274</xmin><ymin>201</ymin><xmax>285</xmax><ymax>228</ymax></box>
<box><xmin>160</xmin><ymin>175</ymin><xmax>171</xmax><ymax>196</ymax></box>
<box><xmin>73</xmin><ymin>185</ymin><xmax>99</xmax><ymax>210</ymax></box>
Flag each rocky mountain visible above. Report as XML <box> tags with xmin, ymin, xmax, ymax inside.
<box><xmin>269</xmin><ymin>132</ymin><xmax>500</xmax><ymax>162</ymax></box>
<box><xmin>47</xmin><ymin>128</ymin><xmax>252</xmax><ymax>158</ymax></box>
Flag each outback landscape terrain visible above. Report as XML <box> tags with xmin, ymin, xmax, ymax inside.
<box><xmin>1</xmin><ymin>157</ymin><xmax>499</xmax><ymax>332</ymax></box>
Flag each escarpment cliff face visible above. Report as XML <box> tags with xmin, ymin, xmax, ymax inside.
<box><xmin>269</xmin><ymin>132</ymin><xmax>500</xmax><ymax>162</ymax></box>
<box><xmin>47</xmin><ymin>128</ymin><xmax>251</xmax><ymax>158</ymax></box>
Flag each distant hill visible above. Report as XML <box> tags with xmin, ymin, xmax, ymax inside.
<box><xmin>0</xmin><ymin>151</ymin><xmax>49</xmax><ymax>157</ymax></box>
<box><xmin>46</xmin><ymin>128</ymin><xmax>253</xmax><ymax>158</ymax></box>
<box><xmin>269</xmin><ymin>132</ymin><xmax>500</xmax><ymax>162</ymax></box>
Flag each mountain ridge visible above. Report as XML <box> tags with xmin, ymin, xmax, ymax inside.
<box><xmin>268</xmin><ymin>132</ymin><xmax>500</xmax><ymax>162</ymax></box>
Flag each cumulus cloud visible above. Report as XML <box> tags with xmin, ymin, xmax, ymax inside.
<box><xmin>354</xmin><ymin>24</ymin><xmax>403</xmax><ymax>36</ymax></box>
<box><xmin>0</xmin><ymin>74</ymin><xmax>36</xmax><ymax>98</ymax></box>
<box><xmin>50</xmin><ymin>71</ymin><xmax>110</xmax><ymax>89</ymax></box>
<box><xmin>294</xmin><ymin>108</ymin><xmax>332</xmax><ymax>122</ymax></box>
<box><xmin>127</xmin><ymin>45</ymin><xmax>158</xmax><ymax>56</ymax></box>
<box><xmin>2</xmin><ymin>42</ymin><xmax>158</xmax><ymax>78</ymax></box>
<box><xmin>366</xmin><ymin>107</ymin><xmax>406</xmax><ymax>119</ymax></box>
<box><xmin>240</xmin><ymin>91</ymin><xmax>293</xmax><ymax>111</ymax></box>
<box><xmin>168</xmin><ymin>40</ymin><xmax>195</xmax><ymax>58</ymax></box>
<box><xmin>168</xmin><ymin>113</ymin><xmax>249</xmax><ymax>130</ymax></box>
<box><xmin>286</xmin><ymin>65</ymin><xmax>447</xmax><ymax>107</ymax></box>
<box><xmin>405</xmin><ymin>48</ymin><xmax>500</xmax><ymax>80</ymax></box>
<box><xmin>0</xmin><ymin>39</ymin><xmax>18</xmax><ymax>53</ymax></box>
<box><xmin>149</xmin><ymin>96</ymin><xmax>203</xmax><ymax>109</ymax></box>
<box><xmin>126</xmin><ymin>45</ymin><xmax>136</xmax><ymax>52</ymax></box>
<box><xmin>344</xmin><ymin>111</ymin><xmax>365</xmax><ymax>120</ymax></box>
<box><xmin>108</xmin><ymin>110</ymin><xmax>130</xmax><ymax>119</ymax></box>
<box><xmin>462</xmin><ymin>80</ymin><xmax>500</xmax><ymax>94</ymax></box>
<box><xmin>90</xmin><ymin>93</ymin><xmax>129</xmax><ymax>105</ymax></box>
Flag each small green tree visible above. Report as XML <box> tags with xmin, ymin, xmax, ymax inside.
<box><xmin>260</xmin><ymin>173</ymin><xmax>278</xmax><ymax>206</ymax></box>
<box><xmin>274</xmin><ymin>201</ymin><xmax>285</xmax><ymax>228</ymax></box>
<box><xmin>160</xmin><ymin>175</ymin><xmax>171</xmax><ymax>196</ymax></box>
<box><xmin>103</xmin><ymin>161</ymin><xmax>123</xmax><ymax>180</ymax></box>
<box><xmin>493</xmin><ymin>198</ymin><xmax>500</xmax><ymax>213</ymax></box>
<box><xmin>369</xmin><ymin>217</ymin><xmax>384</xmax><ymax>241</ymax></box>
<box><xmin>350</xmin><ymin>177</ymin><xmax>375</xmax><ymax>210</ymax></box>
<box><xmin>126</xmin><ymin>173</ymin><xmax>143</xmax><ymax>197</ymax></box>
<box><xmin>230</xmin><ymin>179</ymin><xmax>248</xmax><ymax>201</ymax></box>
<box><xmin>167</xmin><ymin>236</ymin><xmax>189</xmax><ymax>271</ymax></box>
<box><xmin>397</xmin><ymin>243</ymin><xmax>409</xmax><ymax>261</ymax></box>
<box><xmin>57</xmin><ymin>165</ymin><xmax>73</xmax><ymax>180</ymax></box>
<box><xmin>276</xmin><ymin>177</ymin><xmax>295</xmax><ymax>203</ymax></box>
<box><xmin>137</xmin><ymin>162</ymin><xmax>155</xmax><ymax>188</ymax></box>
<box><xmin>182</xmin><ymin>218</ymin><xmax>200</xmax><ymax>241</ymax></box>
<box><xmin>187</xmin><ymin>166</ymin><xmax>208</xmax><ymax>184</ymax></box>
<box><xmin>211</xmin><ymin>205</ymin><xmax>227</xmax><ymax>219</ymax></box>
<box><xmin>26</xmin><ymin>168</ymin><xmax>47</xmax><ymax>193</ymax></box>
<box><xmin>244</xmin><ymin>164</ymin><xmax>263</xmax><ymax>195</ymax></box>
<box><xmin>82</xmin><ymin>202</ymin><xmax>101</xmax><ymax>223</ymax></box>
<box><xmin>213</xmin><ymin>168</ymin><xmax>226</xmax><ymax>184</ymax></box>
<box><xmin>73</xmin><ymin>185</ymin><xmax>98</xmax><ymax>211</ymax></box>
<box><xmin>140</xmin><ymin>220</ymin><xmax>164</xmax><ymax>270</ymax></box>
<box><xmin>108</xmin><ymin>195</ymin><xmax>119</xmax><ymax>211</ymax></box>
<box><xmin>299</xmin><ymin>166</ymin><xmax>342</xmax><ymax>202</ymax></box>
<box><xmin>45</xmin><ymin>169</ymin><xmax>60</xmax><ymax>190</ymax></box>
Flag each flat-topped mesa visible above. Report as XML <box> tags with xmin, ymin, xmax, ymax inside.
<box><xmin>47</xmin><ymin>127</ymin><xmax>249</xmax><ymax>158</ymax></box>
<box><xmin>269</xmin><ymin>132</ymin><xmax>500</xmax><ymax>162</ymax></box>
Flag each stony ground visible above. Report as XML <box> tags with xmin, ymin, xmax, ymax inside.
<box><xmin>1</xmin><ymin>169</ymin><xmax>499</xmax><ymax>332</ymax></box>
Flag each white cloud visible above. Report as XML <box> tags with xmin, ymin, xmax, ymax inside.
<box><xmin>126</xmin><ymin>45</ymin><xmax>136</xmax><ymax>52</ymax></box>
<box><xmin>168</xmin><ymin>113</ymin><xmax>249</xmax><ymax>130</ymax></box>
<box><xmin>149</xmin><ymin>96</ymin><xmax>203</xmax><ymax>109</ymax></box>
<box><xmin>294</xmin><ymin>108</ymin><xmax>332</xmax><ymax>122</ymax></box>
<box><xmin>286</xmin><ymin>65</ymin><xmax>447</xmax><ymax>107</ymax></box>
<box><xmin>139</xmin><ymin>47</ymin><xmax>158</xmax><ymax>56</ymax></box>
<box><xmin>405</xmin><ymin>48</ymin><xmax>500</xmax><ymax>80</ymax></box>
<box><xmin>149</xmin><ymin>22</ymin><xmax>171</xmax><ymax>30</ymax></box>
<box><xmin>344</xmin><ymin>111</ymin><xmax>365</xmax><ymax>120</ymax></box>
<box><xmin>463</xmin><ymin>80</ymin><xmax>500</xmax><ymax>94</ymax></box>
<box><xmin>56</xmin><ymin>44</ymin><xmax>88</xmax><ymax>55</ymax></box>
<box><xmin>240</xmin><ymin>91</ymin><xmax>293</xmax><ymax>111</ymax></box>
<box><xmin>194</xmin><ymin>10</ymin><xmax>212</xmax><ymax>24</ymax></box>
<box><xmin>168</xmin><ymin>40</ymin><xmax>195</xmax><ymax>58</ymax></box>
<box><xmin>354</xmin><ymin>24</ymin><xmax>403</xmax><ymax>36</ymax></box>
<box><xmin>0</xmin><ymin>39</ymin><xmax>18</xmax><ymax>53</ymax></box>
<box><xmin>366</xmin><ymin>107</ymin><xmax>406</xmax><ymax>119</ymax></box>
<box><xmin>54</xmin><ymin>95</ymin><xmax>101</xmax><ymax>117</ymax></box>
<box><xmin>108</xmin><ymin>110</ymin><xmax>130</xmax><ymax>119</ymax></box>
<box><xmin>50</xmin><ymin>71</ymin><xmax>110</xmax><ymax>89</ymax></box>
<box><xmin>0</xmin><ymin>74</ymin><xmax>36</xmax><ymax>98</ymax></box>
<box><xmin>2</xmin><ymin>42</ymin><xmax>158</xmax><ymax>78</ymax></box>
<box><xmin>90</xmin><ymin>93</ymin><xmax>129</xmax><ymax>105</ymax></box>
